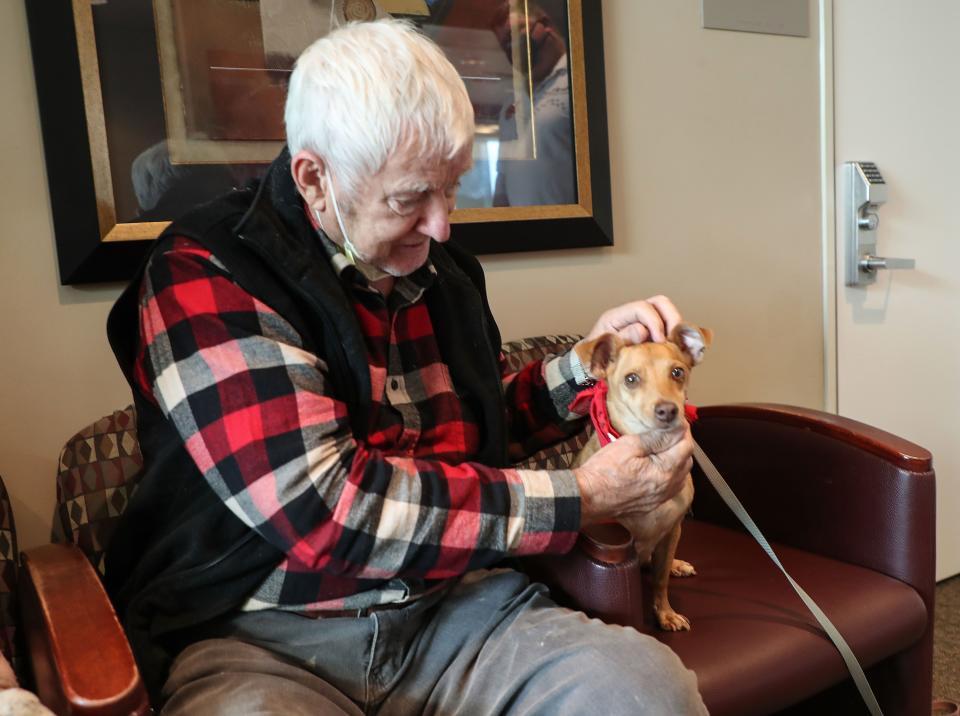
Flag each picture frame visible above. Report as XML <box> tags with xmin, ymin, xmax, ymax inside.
<box><xmin>26</xmin><ymin>0</ymin><xmax>612</xmax><ymax>285</ymax></box>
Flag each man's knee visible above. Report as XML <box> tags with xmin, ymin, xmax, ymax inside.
<box><xmin>634</xmin><ymin>637</ymin><xmax>705</xmax><ymax>713</ymax></box>
<box><xmin>553</xmin><ymin>620</ymin><xmax>706</xmax><ymax>715</ymax></box>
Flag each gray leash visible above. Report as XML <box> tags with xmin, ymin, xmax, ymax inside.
<box><xmin>692</xmin><ymin>441</ymin><xmax>884</xmax><ymax>716</ymax></box>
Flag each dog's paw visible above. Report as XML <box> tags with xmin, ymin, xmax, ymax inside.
<box><xmin>671</xmin><ymin>559</ymin><xmax>696</xmax><ymax>577</ymax></box>
<box><xmin>656</xmin><ymin>609</ymin><xmax>691</xmax><ymax>632</ymax></box>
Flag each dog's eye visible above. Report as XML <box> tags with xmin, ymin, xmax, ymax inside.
<box><xmin>624</xmin><ymin>373</ymin><xmax>641</xmax><ymax>387</ymax></box>
<box><xmin>671</xmin><ymin>367</ymin><xmax>686</xmax><ymax>381</ymax></box>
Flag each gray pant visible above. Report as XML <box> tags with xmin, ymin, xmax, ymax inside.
<box><xmin>162</xmin><ymin>569</ymin><xmax>707</xmax><ymax>715</ymax></box>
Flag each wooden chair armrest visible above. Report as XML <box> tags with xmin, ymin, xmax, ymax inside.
<box><xmin>19</xmin><ymin>544</ymin><xmax>150</xmax><ymax>716</ymax></box>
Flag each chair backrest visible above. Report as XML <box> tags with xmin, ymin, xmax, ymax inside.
<box><xmin>500</xmin><ymin>335</ymin><xmax>590</xmax><ymax>469</ymax></box>
<box><xmin>54</xmin><ymin>408</ymin><xmax>143</xmax><ymax>575</ymax></box>
<box><xmin>53</xmin><ymin>335</ymin><xmax>589</xmax><ymax>573</ymax></box>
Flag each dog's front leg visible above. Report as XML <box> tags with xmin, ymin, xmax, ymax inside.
<box><xmin>651</xmin><ymin>519</ymin><xmax>692</xmax><ymax>631</ymax></box>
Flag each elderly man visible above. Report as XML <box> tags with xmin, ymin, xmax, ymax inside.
<box><xmin>106</xmin><ymin>18</ymin><xmax>706</xmax><ymax>715</ymax></box>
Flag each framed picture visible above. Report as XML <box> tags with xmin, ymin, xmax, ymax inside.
<box><xmin>26</xmin><ymin>0</ymin><xmax>612</xmax><ymax>284</ymax></box>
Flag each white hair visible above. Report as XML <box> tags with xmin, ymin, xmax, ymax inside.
<box><xmin>284</xmin><ymin>18</ymin><xmax>475</xmax><ymax>202</ymax></box>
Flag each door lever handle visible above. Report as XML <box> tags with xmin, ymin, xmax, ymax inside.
<box><xmin>859</xmin><ymin>255</ymin><xmax>916</xmax><ymax>272</ymax></box>
<box><xmin>844</xmin><ymin>162</ymin><xmax>915</xmax><ymax>286</ymax></box>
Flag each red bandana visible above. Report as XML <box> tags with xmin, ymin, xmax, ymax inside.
<box><xmin>569</xmin><ymin>381</ymin><xmax>698</xmax><ymax>447</ymax></box>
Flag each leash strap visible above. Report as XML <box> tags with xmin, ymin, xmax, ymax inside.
<box><xmin>692</xmin><ymin>441</ymin><xmax>884</xmax><ymax>716</ymax></box>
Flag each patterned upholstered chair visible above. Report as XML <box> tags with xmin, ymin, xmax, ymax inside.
<box><xmin>22</xmin><ymin>411</ymin><xmax>150</xmax><ymax>716</ymax></box>
<box><xmin>19</xmin><ymin>336</ymin><xmax>937</xmax><ymax>716</ymax></box>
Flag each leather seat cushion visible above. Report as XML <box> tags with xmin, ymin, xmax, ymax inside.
<box><xmin>652</xmin><ymin>520</ymin><xmax>928</xmax><ymax>716</ymax></box>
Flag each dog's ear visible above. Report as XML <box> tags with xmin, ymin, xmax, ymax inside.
<box><xmin>574</xmin><ymin>333</ymin><xmax>625</xmax><ymax>379</ymax></box>
<box><xmin>668</xmin><ymin>324</ymin><xmax>713</xmax><ymax>365</ymax></box>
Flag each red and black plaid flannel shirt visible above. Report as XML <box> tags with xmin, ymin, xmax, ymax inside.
<box><xmin>135</xmin><ymin>234</ymin><xmax>587</xmax><ymax>612</ymax></box>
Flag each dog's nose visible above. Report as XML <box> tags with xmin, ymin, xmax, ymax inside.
<box><xmin>655</xmin><ymin>402</ymin><xmax>679</xmax><ymax>425</ymax></box>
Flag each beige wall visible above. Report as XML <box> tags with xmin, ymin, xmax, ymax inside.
<box><xmin>0</xmin><ymin>0</ymin><xmax>823</xmax><ymax>552</ymax></box>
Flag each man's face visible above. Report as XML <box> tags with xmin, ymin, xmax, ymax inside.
<box><xmin>334</xmin><ymin>146</ymin><xmax>472</xmax><ymax>277</ymax></box>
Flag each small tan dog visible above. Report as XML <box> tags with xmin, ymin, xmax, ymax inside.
<box><xmin>572</xmin><ymin>324</ymin><xmax>712</xmax><ymax>631</ymax></box>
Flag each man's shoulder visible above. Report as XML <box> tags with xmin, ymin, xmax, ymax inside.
<box><xmin>164</xmin><ymin>183</ymin><xmax>260</xmax><ymax>243</ymax></box>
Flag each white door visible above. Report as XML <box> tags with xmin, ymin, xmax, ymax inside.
<box><xmin>833</xmin><ymin>1</ymin><xmax>960</xmax><ymax>580</ymax></box>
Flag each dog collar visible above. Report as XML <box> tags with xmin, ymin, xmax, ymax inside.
<box><xmin>568</xmin><ymin>381</ymin><xmax>698</xmax><ymax>448</ymax></box>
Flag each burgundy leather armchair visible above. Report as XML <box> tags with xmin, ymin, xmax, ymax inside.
<box><xmin>523</xmin><ymin>402</ymin><xmax>934</xmax><ymax>716</ymax></box>
<box><xmin>18</xmin><ymin>336</ymin><xmax>935</xmax><ymax>715</ymax></box>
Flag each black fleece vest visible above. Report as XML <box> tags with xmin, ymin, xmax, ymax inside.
<box><xmin>105</xmin><ymin>149</ymin><xmax>508</xmax><ymax>701</ymax></box>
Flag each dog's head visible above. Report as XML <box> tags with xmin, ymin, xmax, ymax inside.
<box><xmin>575</xmin><ymin>324</ymin><xmax>713</xmax><ymax>437</ymax></box>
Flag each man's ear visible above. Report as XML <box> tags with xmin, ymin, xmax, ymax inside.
<box><xmin>668</xmin><ymin>324</ymin><xmax>713</xmax><ymax>365</ymax></box>
<box><xmin>574</xmin><ymin>333</ymin><xmax>625</xmax><ymax>379</ymax></box>
<box><xmin>290</xmin><ymin>150</ymin><xmax>328</xmax><ymax>209</ymax></box>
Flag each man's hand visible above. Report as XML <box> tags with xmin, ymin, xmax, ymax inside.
<box><xmin>584</xmin><ymin>295</ymin><xmax>682</xmax><ymax>345</ymax></box>
<box><xmin>574</xmin><ymin>424</ymin><xmax>694</xmax><ymax>525</ymax></box>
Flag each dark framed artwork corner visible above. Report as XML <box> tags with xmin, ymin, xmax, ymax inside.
<box><xmin>26</xmin><ymin>0</ymin><xmax>612</xmax><ymax>285</ymax></box>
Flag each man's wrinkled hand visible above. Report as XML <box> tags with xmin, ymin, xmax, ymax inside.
<box><xmin>584</xmin><ymin>295</ymin><xmax>682</xmax><ymax>345</ymax></box>
<box><xmin>574</xmin><ymin>424</ymin><xmax>693</xmax><ymax>525</ymax></box>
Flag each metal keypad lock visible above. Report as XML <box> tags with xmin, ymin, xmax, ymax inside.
<box><xmin>844</xmin><ymin>161</ymin><xmax>915</xmax><ymax>287</ymax></box>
